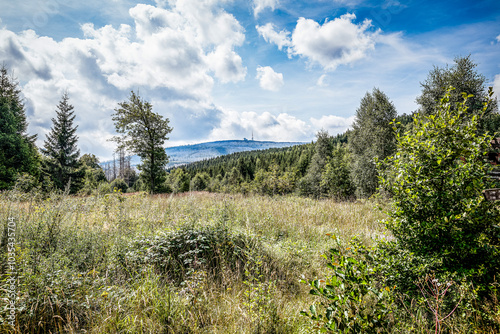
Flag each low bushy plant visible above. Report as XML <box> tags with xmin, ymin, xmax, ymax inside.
<box><xmin>124</xmin><ymin>223</ymin><xmax>252</xmax><ymax>284</ymax></box>
<box><xmin>110</xmin><ymin>178</ymin><xmax>128</xmax><ymax>193</ymax></box>
<box><xmin>301</xmin><ymin>235</ymin><xmax>394</xmax><ymax>333</ymax></box>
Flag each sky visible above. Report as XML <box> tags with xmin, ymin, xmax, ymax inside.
<box><xmin>0</xmin><ymin>0</ymin><xmax>500</xmax><ymax>161</ymax></box>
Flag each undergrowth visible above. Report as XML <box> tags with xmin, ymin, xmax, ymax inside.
<box><xmin>0</xmin><ymin>191</ymin><xmax>498</xmax><ymax>333</ymax></box>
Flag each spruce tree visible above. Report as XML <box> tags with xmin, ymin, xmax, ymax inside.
<box><xmin>0</xmin><ymin>65</ymin><xmax>39</xmax><ymax>189</ymax></box>
<box><xmin>41</xmin><ymin>92</ymin><xmax>82</xmax><ymax>192</ymax></box>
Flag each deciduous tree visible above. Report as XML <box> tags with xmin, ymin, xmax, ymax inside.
<box><xmin>112</xmin><ymin>91</ymin><xmax>172</xmax><ymax>193</ymax></box>
<box><xmin>381</xmin><ymin>87</ymin><xmax>500</xmax><ymax>285</ymax></box>
<box><xmin>349</xmin><ymin>88</ymin><xmax>397</xmax><ymax>198</ymax></box>
<box><xmin>416</xmin><ymin>55</ymin><xmax>498</xmax><ymax>133</ymax></box>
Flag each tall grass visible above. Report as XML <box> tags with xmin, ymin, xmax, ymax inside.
<box><xmin>0</xmin><ymin>191</ymin><xmax>497</xmax><ymax>333</ymax></box>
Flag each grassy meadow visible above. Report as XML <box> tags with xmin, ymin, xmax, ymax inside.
<box><xmin>0</xmin><ymin>191</ymin><xmax>498</xmax><ymax>333</ymax></box>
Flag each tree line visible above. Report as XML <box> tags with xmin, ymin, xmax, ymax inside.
<box><xmin>0</xmin><ymin>69</ymin><xmax>171</xmax><ymax>195</ymax></box>
<box><xmin>1</xmin><ymin>55</ymin><xmax>499</xmax><ymax>198</ymax></box>
<box><xmin>169</xmin><ymin>55</ymin><xmax>499</xmax><ymax>199</ymax></box>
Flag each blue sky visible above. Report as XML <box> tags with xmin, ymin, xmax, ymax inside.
<box><xmin>1</xmin><ymin>0</ymin><xmax>499</xmax><ymax>160</ymax></box>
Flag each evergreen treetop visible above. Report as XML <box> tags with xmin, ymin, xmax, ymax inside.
<box><xmin>41</xmin><ymin>92</ymin><xmax>81</xmax><ymax>191</ymax></box>
<box><xmin>42</xmin><ymin>92</ymin><xmax>80</xmax><ymax>164</ymax></box>
<box><xmin>0</xmin><ymin>64</ymin><xmax>39</xmax><ymax>189</ymax></box>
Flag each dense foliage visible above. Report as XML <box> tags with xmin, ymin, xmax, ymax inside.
<box><xmin>172</xmin><ymin>131</ymin><xmax>356</xmax><ymax>198</ymax></box>
<box><xmin>349</xmin><ymin>88</ymin><xmax>398</xmax><ymax>198</ymax></box>
<box><xmin>0</xmin><ymin>65</ymin><xmax>39</xmax><ymax>190</ymax></box>
<box><xmin>416</xmin><ymin>55</ymin><xmax>500</xmax><ymax>135</ymax></box>
<box><xmin>381</xmin><ymin>88</ymin><xmax>500</xmax><ymax>286</ymax></box>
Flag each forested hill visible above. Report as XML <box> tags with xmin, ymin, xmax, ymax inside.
<box><xmin>164</xmin><ymin>140</ymin><xmax>305</xmax><ymax>167</ymax></box>
<box><xmin>183</xmin><ymin>142</ymin><xmax>313</xmax><ymax>179</ymax></box>
<box><xmin>182</xmin><ymin>132</ymin><xmax>350</xmax><ymax>182</ymax></box>
<box><xmin>105</xmin><ymin>139</ymin><xmax>305</xmax><ymax>168</ymax></box>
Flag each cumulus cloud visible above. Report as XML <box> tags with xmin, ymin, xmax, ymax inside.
<box><xmin>497</xmin><ymin>34</ymin><xmax>500</xmax><ymax>43</ymax></box>
<box><xmin>0</xmin><ymin>1</ymin><xmax>248</xmax><ymax>159</ymax></box>
<box><xmin>256</xmin><ymin>23</ymin><xmax>291</xmax><ymax>52</ymax></box>
<box><xmin>292</xmin><ymin>14</ymin><xmax>378</xmax><ymax>70</ymax></box>
<box><xmin>207</xmin><ymin>45</ymin><xmax>247</xmax><ymax>83</ymax></box>
<box><xmin>253</xmin><ymin>0</ymin><xmax>279</xmax><ymax>18</ymax></box>
<box><xmin>209</xmin><ymin>109</ymin><xmax>311</xmax><ymax>142</ymax></box>
<box><xmin>258</xmin><ymin>13</ymin><xmax>379</xmax><ymax>70</ymax></box>
<box><xmin>310</xmin><ymin>115</ymin><xmax>355</xmax><ymax>134</ymax></box>
<box><xmin>256</xmin><ymin>66</ymin><xmax>284</xmax><ymax>91</ymax></box>
<box><xmin>209</xmin><ymin>109</ymin><xmax>354</xmax><ymax>142</ymax></box>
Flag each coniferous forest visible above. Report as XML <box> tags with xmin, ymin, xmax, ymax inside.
<box><xmin>1</xmin><ymin>55</ymin><xmax>500</xmax><ymax>333</ymax></box>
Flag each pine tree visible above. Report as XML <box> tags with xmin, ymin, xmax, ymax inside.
<box><xmin>0</xmin><ymin>65</ymin><xmax>39</xmax><ymax>189</ymax></box>
<box><xmin>41</xmin><ymin>92</ymin><xmax>82</xmax><ymax>192</ymax></box>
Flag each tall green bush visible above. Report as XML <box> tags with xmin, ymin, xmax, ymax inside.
<box><xmin>380</xmin><ymin>87</ymin><xmax>500</xmax><ymax>286</ymax></box>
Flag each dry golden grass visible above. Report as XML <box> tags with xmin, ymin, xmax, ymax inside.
<box><xmin>0</xmin><ymin>191</ymin><xmax>389</xmax><ymax>333</ymax></box>
<box><xmin>5</xmin><ymin>191</ymin><xmax>495</xmax><ymax>333</ymax></box>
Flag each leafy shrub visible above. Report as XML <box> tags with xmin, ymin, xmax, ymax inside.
<box><xmin>13</xmin><ymin>172</ymin><xmax>39</xmax><ymax>193</ymax></box>
<box><xmin>301</xmin><ymin>236</ymin><xmax>394</xmax><ymax>333</ymax></box>
<box><xmin>190</xmin><ymin>172</ymin><xmax>210</xmax><ymax>191</ymax></box>
<box><xmin>96</xmin><ymin>181</ymin><xmax>112</xmax><ymax>194</ymax></box>
<box><xmin>124</xmin><ymin>224</ymin><xmax>252</xmax><ymax>283</ymax></box>
<box><xmin>379</xmin><ymin>87</ymin><xmax>500</xmax><ymax>289</ymax></box>
<box><xmin>110</xmin><ymin>178</ymin><xmax>128</xmax><ymax>193</ymax></box>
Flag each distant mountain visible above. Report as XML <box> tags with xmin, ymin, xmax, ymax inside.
<box><xmin>104</xmin><ymin>140</ymin><xmax>305</xmax><ymax>168</ymax></box>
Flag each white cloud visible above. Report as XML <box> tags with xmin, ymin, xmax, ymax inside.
<box><xmin>209</xmin><ymin>109</ymin><xmax>354</xmax><ymax>142</ymax></box>
<box><xmin>310</xmin><ymin>115</ymin><xmax>355</xmax><ymax>134</ymax></box>
<box><xmin>258</xmin><ymin>14</ymin><xmax>379</xmax><ymax>71</ymax></box>
<box><xmin>316</xmin><ymin>74</ymin><xmax>328</xmax><ymax>87</ymax></box>
<box><xmin>496</xmin><ymin>34</ymin><xmax>500</xmax><ymax>43</ymax></box>
<box><xmin>291</xmin><ymin>14</ymin><xmax>378</xmax><ymax>70</ymax></box>
<box><xmin>256</xmin><ymin>23</ymin><xmax>291</xmax><ymax>52</ymax></box>
<box><xmin>207</xmin><ymin>45</ymin><xmax>247</xmax><ymax>83</ymax></box>
<box><xmin>253</xmin><ymin>0</ymin><xmax>279</xmax><ymax>18</ymax></box>
<box><xmin>209</xmin><ymin>109</ymin><xmax>311</xmax><ymax>142</ymax></box>
<box><xmin>0</xmin><ymin>1</ymin><xmax>248</xmax><ymax>160</ymax></box>
<box><xmin>256</xmin><ymin>66</ymin><xmax>284</xmax><ymax>91</ymax></box>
